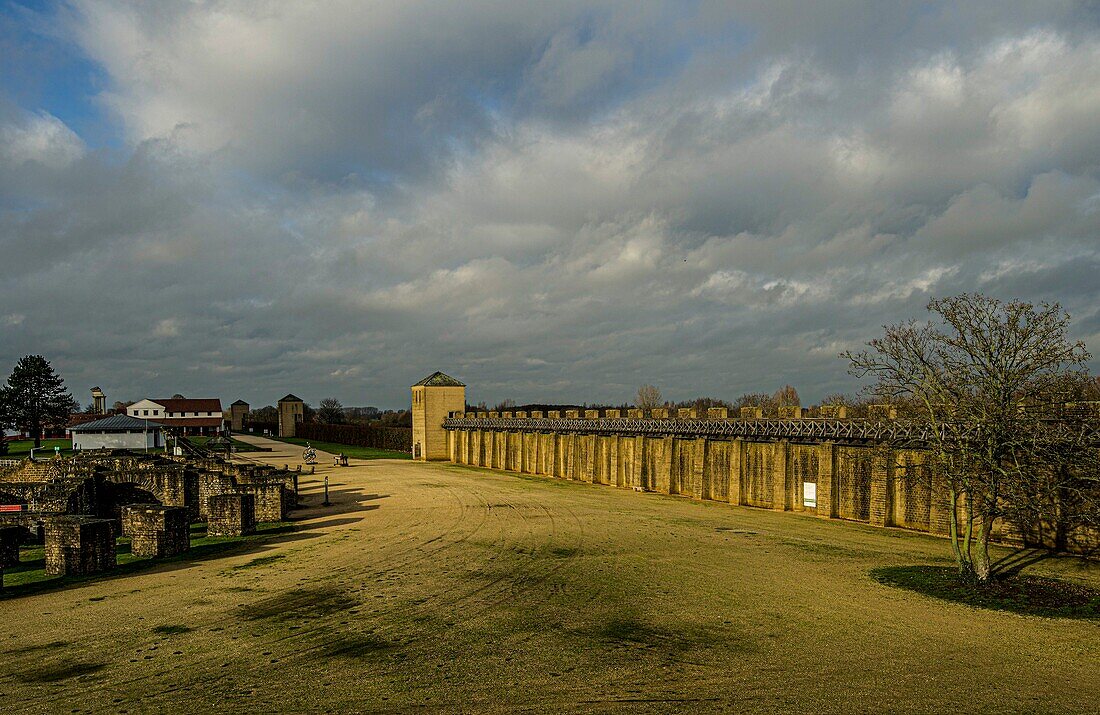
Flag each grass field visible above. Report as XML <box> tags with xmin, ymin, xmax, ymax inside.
<box><xmin>0</xmin><ymin>435</ymin><xmax>1096</xmax><ymax>713</ymax></box>
<box><xmin>270</xmin><ymin>435</ymin><xmax>412</xmax><ymax>460</ymax></box>
<box><xmin>1</xmin><ymin>522</ymin><xmax>294</xmax><ymax>594</ymax></box>
<box><xmin>2</xmin><ymin>438</ymin><xmax>73</xmax><ymax>458</ymax></box>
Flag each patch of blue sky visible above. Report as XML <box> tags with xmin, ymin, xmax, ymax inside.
<box><xmin>1</xmin><ymin>0</ymin><xmax>118</xmax><ymax>148</ymax></box>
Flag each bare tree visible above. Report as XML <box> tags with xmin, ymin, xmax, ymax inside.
<box><xmin>734</xmin><ymin>392</ymin><xmax>775</xmax><ymax>415</ymax></box>
<box><xmin>317</xmin><ymin>398</ymin><xmax>346</xmax><ymax>424</ymax></box>
<box><xmin>493</xmin><ymin>398</ymin><xmax>517</xmax><ymax>411</ymax></box>
<box><xmin>635</xmin><ymin>385</ymin><xmax>663</xmax><ymax>410</ymax></box>
<box><xmin>772</xmin><ymin>384</ymin><xmax>800</xmax><ymax>407</ymax></box>
<box><xmin>846</xmin><ymin>294</ymin><xmax>1091</xmax><ymax>583</ymax></box>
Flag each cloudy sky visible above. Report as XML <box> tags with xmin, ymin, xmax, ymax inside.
<box><xmin>3</xmin><ymin>1</ymin><xmax>1100</xmax><ymax>409</ymax></box>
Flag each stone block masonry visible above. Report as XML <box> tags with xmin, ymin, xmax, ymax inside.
<box><xmin>122</xmin><ymin>505</ymin><xmax>190</xmax><ymax>558</ymax></box>
<box><xmin>45</xmin><ymin>517</ymin><xmax>116</xmax><ymax>576</ymax></box>
<box><xmin>207</xmin><ymin>494</ymin><xmax>257</xmax><ymax>537</ymax></box>
<box><xmin>236</xmin><ymin>479</ymin><xmax>294</xmax><ymax>522</ymax></box>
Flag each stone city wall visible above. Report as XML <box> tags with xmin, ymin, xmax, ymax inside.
<box><xmin>443</xmin><ymin>409</ymin><xmax>1097</xmax><ymax>554</ymax></box>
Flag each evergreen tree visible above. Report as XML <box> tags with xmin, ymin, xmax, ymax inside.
<box><xmin>3</xmin><ymin>355</ymin><xmax>79</xmax><ymax>449</ymax></box>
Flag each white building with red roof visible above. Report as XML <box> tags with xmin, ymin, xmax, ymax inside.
<box><xmin>127</xmin><ymin>396</ymin><xmax>226</xmax><ymax>435</ymax></box>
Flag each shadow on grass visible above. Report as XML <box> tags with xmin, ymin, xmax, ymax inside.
<box><xmin>0</xmin><ymin>522</ymin><xmax>309</xmax><ymax>600</ymax></box>
<box><xmin>871</xmin><ymin>565</ymin><xmax>1100</xmax><ymax>620</ymax></box>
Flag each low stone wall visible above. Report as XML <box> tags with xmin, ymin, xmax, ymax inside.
<box><xmin>207</xmin><ymin>494</ymin><xmax>256</xmax><ymax>537</ymax></box>
<box><xmin>44</xmin><ymin>516</ymin><xmax>116</xmax><ymax>576</ymax></box>
<box><xmin>122</xmin><ymin>505</ymin><xmax>190</xmax><ymax>558</ymax></box>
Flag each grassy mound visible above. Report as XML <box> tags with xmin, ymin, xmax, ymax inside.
<box><xmin>872</xmin><ymin>565</ymin><xmax>1100</xmax><ymax>620</ymax></box>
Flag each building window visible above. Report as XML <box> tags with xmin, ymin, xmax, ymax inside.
<box><xmin>143</xmin><ymin>410</ymin><xmax>149</xmax><ymax>416</ymax></box>
<box><xmin>153</xmin><ymin>410</ymin><xmax>158</xmax><ymax>415</ymax></box>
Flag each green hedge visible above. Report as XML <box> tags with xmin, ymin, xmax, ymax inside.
<box><xmin>295</xmin><ymin>423</ymin><xmax>412</xmax><ymax>453</ymax></box>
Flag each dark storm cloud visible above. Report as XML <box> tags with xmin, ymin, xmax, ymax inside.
<box><xmin>2</xmin><ymin>1</ymin><xmax>1100</xmax><ymax>409</ymax></box>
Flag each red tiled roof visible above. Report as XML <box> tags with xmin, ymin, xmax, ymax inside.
<box><xmin>68</xmin><ymin>412</ymin><xmax>117</xmax><ymax>427</ymax></box>
<box><xmin>153</xmin><ymin>398</ymin><xmax>223</xmax><ymax>413</ymax></box>
<box><xmin>157</xmin><ymin>417</ymin><xmax>224</xmax><ymax>427</ymax></box>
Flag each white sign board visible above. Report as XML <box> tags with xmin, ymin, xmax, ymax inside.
<box><xmin>803</xmin><ymin>482</ymin><xmax>817</xmax><ymax>508</ymax></box>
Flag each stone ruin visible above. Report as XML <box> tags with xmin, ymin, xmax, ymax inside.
<box><xmin>0</xmin><ymin>449</ymin><xmax>301</xmax><ymax>584</ymax></box>
<box><xmin>207</xmin><ymin>493</ymin><xmax>256</xmax><ymax>537</ymax></box>
<box><xmin>122</xmin><ymin>505</ymin><xmax>190</xmax><ymax>558</ymax></box>
<box><xmin>45</xmin><ymin>516</ymin><xmax>116</xmax><ymax>577</ymax></box>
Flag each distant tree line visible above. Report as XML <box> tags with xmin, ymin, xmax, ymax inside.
<box><xmin>245</xmin><ymin>397</ymin><xmax>412</xmax><ymax>429</ymax></box>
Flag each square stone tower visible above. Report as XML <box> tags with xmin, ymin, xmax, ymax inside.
<box><xmin>277</xmin><ymin>394</ymin><xmax>305</xmax><ymax>438</ymax></box>
<box><xmin>229</xmin><ymin>399</ymin><xmax>249</xmax><ymax>432</ymax></box>
<box><xmin>91</xmin><ymin>387</ymin><xmax>107</xmax><ymax>414</ymax></box>
<box><xmin>411</xmin><ymin>372</ymin><xmax>466</xmax><ymax>461</ymax></box>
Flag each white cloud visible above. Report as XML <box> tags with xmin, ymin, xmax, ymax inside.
<box><xmin>2</xmin><ymin>2</ymin><xmax>1100</xmax><ymax>408</ymax></box>
<box><xmin>0</xmin><ymin>111</ymin><xmax>85</xmax><ymax>169</ymax></box>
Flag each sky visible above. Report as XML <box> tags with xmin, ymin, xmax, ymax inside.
<box><xmin>3</xmin><ymin>1</ymin><xmax>1100</xmax><ymax>410</ymax></box>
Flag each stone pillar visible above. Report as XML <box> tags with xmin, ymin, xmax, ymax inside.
<box><xmin>656</xmin><ymin>436</ymin><xmax>673</xmax><ymax>494</ymax></box>
<box><xmin>691</xmin><ymin>437</ymin><xmax>706</xmax><ymax>499</ymax></box>
<box><xmin>207</xmin><ymin>494</ymin><xmax>257</xmax><ymax>537</ymax></box>
<box><xmin>584</xmin><ymin>434</ymin><xmax>596</xmax><ymax>483</ymax></box>
<box><xmin>609</xmin><ymin>435</ymin><xmax>621</xmax><ymax>487</ymax></box>
<box><xmin>44</xmin><ymin>517</ymin><xmax>116</xmax><ymax>576</ymax></box>
<box><xmin>816</xmin><ymin>442</ymin><xmax>837</xmax><ymax>518</ymax></box>
<box><xmin>238</xmin><ymin>480</ymin><xmax>292</xmax><ymax>522</ymax></box>
<box><xmin>122</xmin><ymin>505</ymin><xmax>191</xmax><ymax>558</ymax></box>
<box><xmin>869</xmin><ymin>451</ymin><xmax>893</xmax><ymax>527</ymax></box>
<box><xmin>708</xmin><ymin>407</ymin><xmax>729</xmax><ymax>419</ymax></box>
<box><xmin>632</xmin><ymin>435</ymin><xmax>645</xmax><ymax>488</ymax></box>
<box><xmin>740</xmin><ymin>406</ymin><xmax>763</xmax><ymax>420</ymax></box>
<box><xmin>771</xmin><ymin>440</ymin><xmax>791</xmax><ymax>511</ymax></box>
<box><xmin>729</xmin><ymin>439</ymin><xmax>744</xmax><ymax>505</ymax></box>
<box><xmin>928</xmin><ymin>466</ymin><xmax>952</xmax><ymax>536</ymax></box>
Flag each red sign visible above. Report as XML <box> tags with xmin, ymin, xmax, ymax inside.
<box><xmin>0</xmin><ymin>504</ymin><xmax>24</xmax><ymax>512</ymax></box>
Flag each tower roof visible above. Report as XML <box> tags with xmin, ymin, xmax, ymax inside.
<box><xmin>278</xmin><ymin>394</ymin><xmax>303</xmax><ymax>403</ymax></box>
<box><xmin>231</xmin><ymin>399</ymin><xmax>249</xmax><ymax>406</ymax></box>
<box><xmin>412</xmin><ymin>371</ymin><xmax>465</xmax><ymax>387</ymax></box>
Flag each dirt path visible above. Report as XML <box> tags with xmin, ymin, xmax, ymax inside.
<box><xmin>1</xmin><ymin>437</ymin><xmax>1098</xmax><ymax>713</ymax></box>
